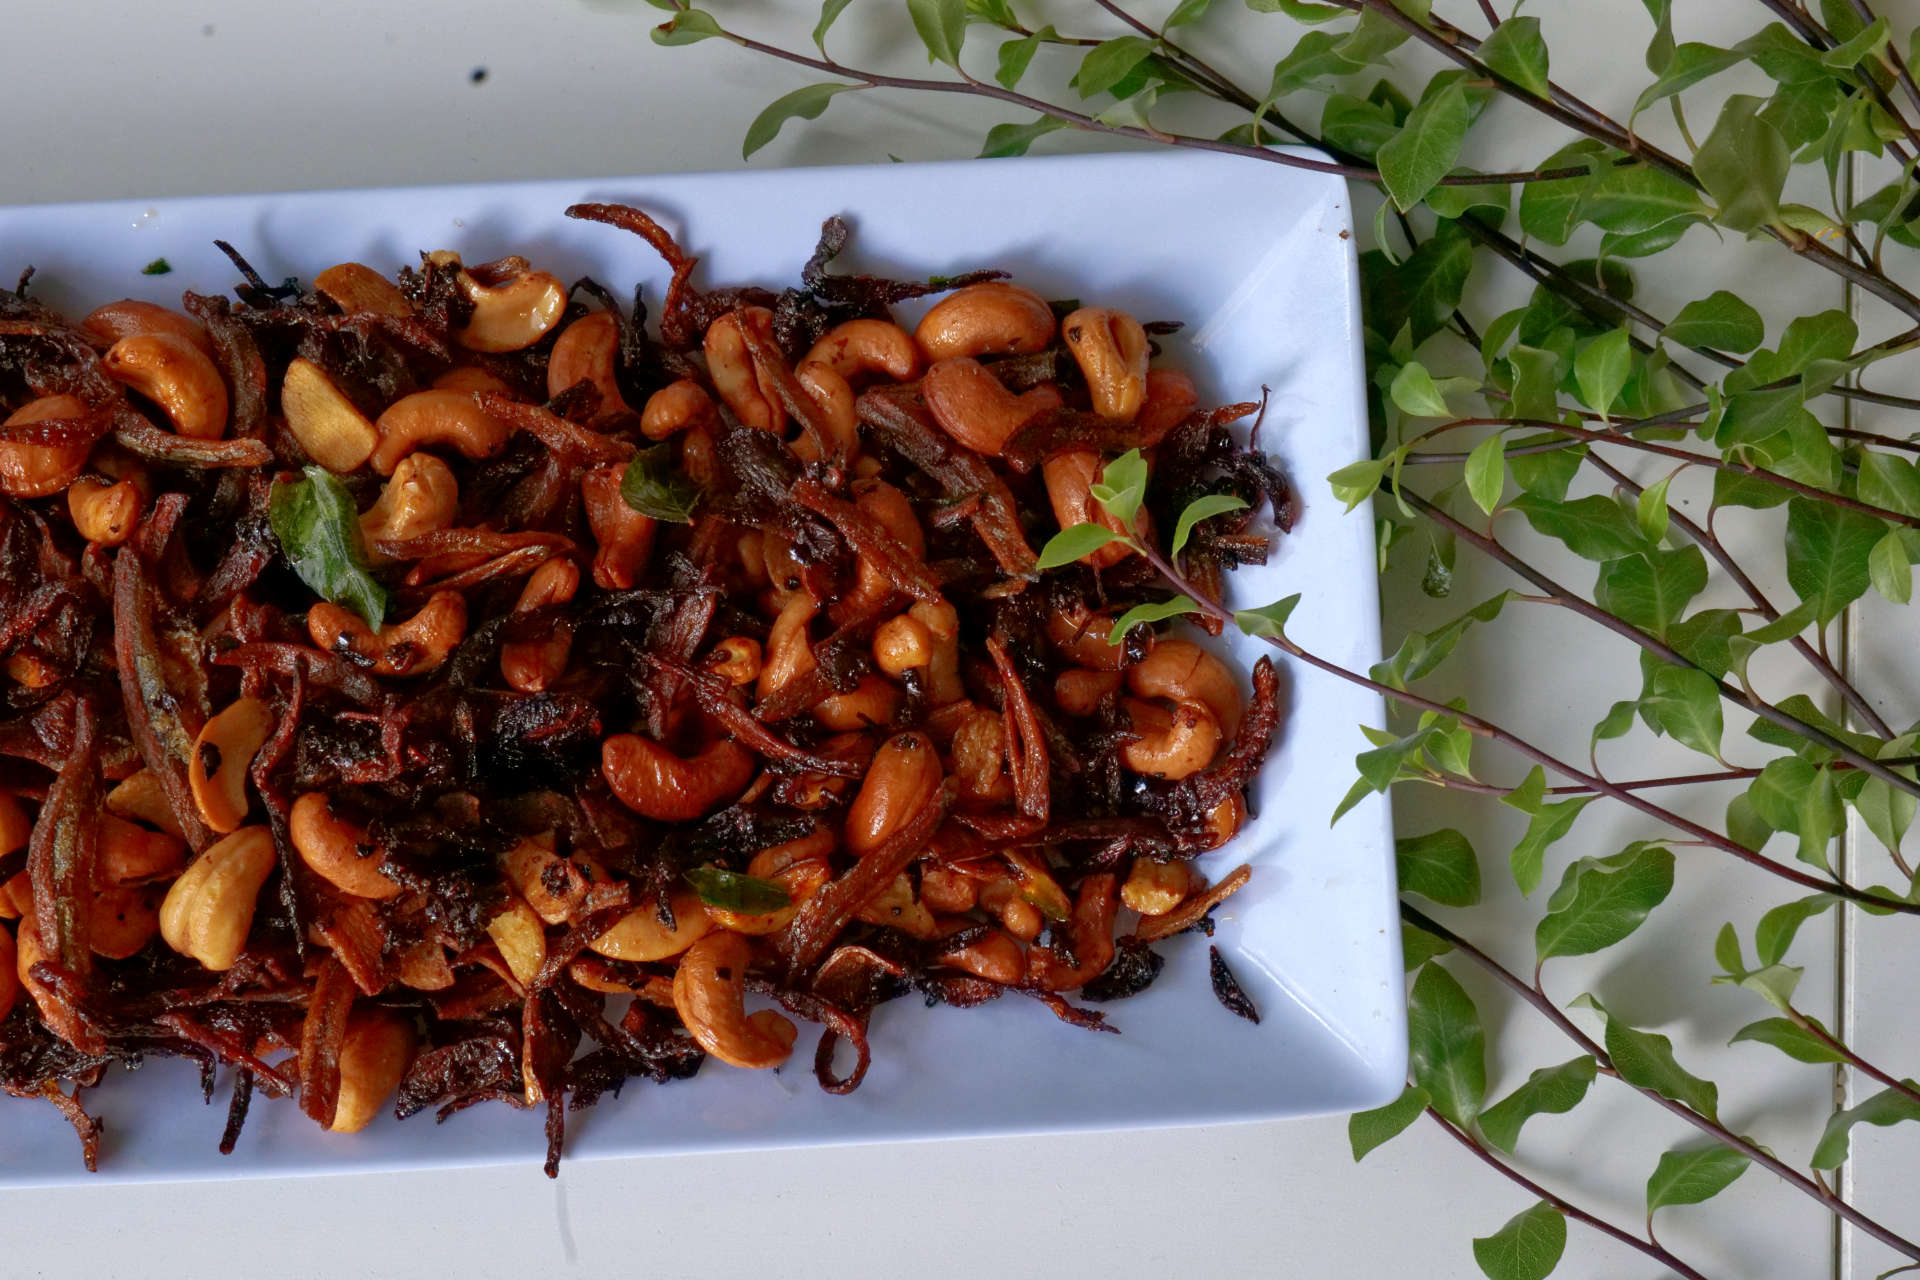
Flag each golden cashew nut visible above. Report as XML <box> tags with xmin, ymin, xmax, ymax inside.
<box><xmin>703</xmin><ymin>307</ymin><xmax>785</xmax><ymax>433</ymax></box>
<box><xmin>804</xmin><ymin>318</ymin><xmax>922</xmax><ymax>383</ymax></box>
<box><xmin>582</xmin><ymin>463</ymin><xmax>658</xmax><ymax>590</ymax></box>
<box><xmin>313</xmin><ymin>263</ymin><xmax>413</xmax><ymax>318</ymax></box>
<box><xmin>89</xmin><ymin>885</ymin><xmax>162</xmax><ymax>959</ymax></box>
<box><xmin>306</xmin><ymin>591</ymin><xmax>467</xmax><ymax>678</ymax></box>
<box><xmin>16</xmin><ymin>915</ymin><xmax>101</xmax><ymax>1050</ymax></box>
<box><xmin>0</xmin><ymin>870</ymin><xmax>27</xmax><ymax>918</ymax></box>
<box><xmin>746</xmin><ymin>825</ymin><xmax>839</xmax><ymax>880</ymax></box>
<box><xmin>441</xmin><ymin>254</ymin><xmax>568</xmax><ymax>353</ymax></box>
<box><xmin>0</xmin><ymin>925</ymin><xmax>16</xmax><ymax>1023</ymax></box>
<box><xmin>369</xmin><ymin>389</ymin><xmax>513</xmax><ymax>475</ymax></box>
<box><xmin>289</xmin><ymin>792</ymin><xmax>402</xmax><ymax>900</ymax></box>
<box><xmin>1121</xmin><ymin>858</ymin><xmax>1193</xmax><ymax>916</ymax></box>
<box><xmin>500</xmin><ymin>557</ymin><xmax>580</xmax><ymax>693</ymax></box>
<box><xmin>103</xmin><ymin>332</ymin><xmax>230</xmax><ymax>439</ymax></box>
<box><xmin>189</xmin><ymin>696</ymin><xmax>273</xmax><ymax>834</ymax></box>
<box><xmin>158</xmin><ymin>826</ymin><xmax>277</xmax><ymax>972</ymax></box>
<box><xmin>397</xmin><ymin>939</ymin><xmax>455</xmax><ymax>991</ymax></box>
<box><xmin>97</xmin><ymin>814</ymin><xmax>188</xmax><ymax>887</ymax></box>
<box><xmin>844</xmin><ymin>730</ymin><xmax>943</xmax><ymax>856</ymax></box>
<box><xmin>81</xmin><ymin>299</ymin><xmax>217</xmax><ymax>359</ymax></box>
<box><xmin>1120</xmin><ymin>697</ymin><xmax>1221</xmax><ymax>781</ymax></box>
<box><xmin>1046</xmin><ymin>602</ymin><xmax>1143</xmax><ymax>672</ymax></box>
<box><xmin>589</xmin><ymin>885</ymin><xmax>713</xmax><ymax>961</ymax></box>
<box><xmin>1053</xmin><ymin>667</ymin><xmax>1122</xmax><ymax>717</ymax></box>
<box><xmin>938</xmin><ymin>925</ymin><xmax>1024</xmax><ymax>985</ymax></box>
<box><xmin>909</xmin><ymin>600</ymin><xmax>964</xmax><ymax>706</ymax></box>
<box><xmin>1061</xmin><ymin>307</ymin><xmax>1150</xmax><ymax>422</ymax></box>
<box><xmin>914</xmin><ymin>282</ymin><xmax>1057</xmax><ymax>362</ymax></box>
<box><xmin>872</xmin><ymin>613</ymin><xmax>934</xmax><ymax>677</ymax></box>
<box><xmin>921</xmin><ymin>357</ymin><xmax>1063</xmax><ymax>457</ymax></box>
<box><xmin>359</xmin><ymin>452</ymin><xmax>460</xmax><ymax>551</ymax></box>
<box><xmin>485</xmin><ymin>895</ymin><xmax>548</xmax><ymax>988</ymax></box>
<box><xmin>757</xmin><ymin>592</ymin><xmax>820</xmax><ymax>703</ymax></box>
<box><xmin>601</xmin><ymin>734</ymin><xmax>755</xmax><ymax>822</ymax></box>
<box><xmin>329</xmin><ymin>1008</ymin><xmax>418</xmax><ymax>1133</ymax></box>
<box><xmin>703</xmin><ymin>636</ymin><xmax>763</xmax><ymax>687</ymax></box>
<box><xmin>280</xmin><ymin>357</ymin><xmax>379</xmax><ymax>473</ymax></box>
<box><xmin>0</xmin><ymin>395</ymin><xmax>92</xmax><ymax>499</ymax></box>
<box><xmin>105</xmin><ymin>769</ymin><xmax>186</xmax><ymax>841</ymax></box>
<box><xmin>1043</xmin><ymin>449</ymin><xmax>1144</xmax><ymax>570</ymax></box>
<box><xmin>431</xmin><ymin>366</ymin><xmax>519</xmax><ymax>396</ymax></box>
<box><xmin>640</xmin><ymin>379</ymin><xmax>717</xmax><ymax>441</ymax></box>
<box><xmin>1126</xmin><ymin>639</ymin><xmax>1243</xmax><ymax>738</ymax></box>
<box><xmin>1136</xmin><ymin>368</ymin><xmax>1199</xmax><ymax>445</ymax></box>
<box><xmin>501</xmin><ymin>833</ymin><xmax>607</xmax><ymax>925</ymax></box>
<box><xmin>66</xmin><ymin>476</ymin><xmax>141</xmax><ymax>545</ymax></box>
<box><xmin>547</xmin><ymin>311</ymin><xmax>632</xmax><ymax>420</ymax></box>
<box><xmin>812</xmin><ymin>674</ymin><xmax>903</xmax><ymax>732</ymax></box>
<box><xmin>672</xmin><ymin>931</ymin><xmax>796</xmax><ymax>1070</ymax></box>
<box><xmin>791</xmin><ymin>360</ymin><xmax>858</xmax><ymax>464</ymax></box>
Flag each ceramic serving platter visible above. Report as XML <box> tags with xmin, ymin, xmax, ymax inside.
<box><xmin>0</xmin><ymin>148</ymin><xmax>1401</xmax><ymax>1185</ymax></box>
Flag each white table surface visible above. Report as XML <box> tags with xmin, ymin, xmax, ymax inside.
<box><xmin>2</xmin><ymin>2</ymin><xmax>1907</xmax><ymax>1277</ymax></box>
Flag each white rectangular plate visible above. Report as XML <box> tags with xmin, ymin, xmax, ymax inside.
<box><xmin>0</xmin><ymin>149</ymin><xmax>1401</xmax><ymax>1185</ymax></box>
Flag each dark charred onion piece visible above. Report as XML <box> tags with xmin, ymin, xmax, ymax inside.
<box><xmin>219</xmin><ymin>1069</ymin><xmax>255</xmax><ymax>1154</ymax></box>
<box><xmin>790</xmin><ymin>478</ymin><xmax>942</xmax><ymax>605</ymax></box>
<box><xmin>1134</xmin><ymin>864</ymin><xmax>1253</xmax><ymax>944</ymax></box>
<box><xmin>296</xmin><ymin>955</ymin><xmax>357</xmax><ymax>1129</ymax></box>
<box><xmin>474</xmin><ymin>391</ymin><xmax>634</xmax><ymax>464</ymax></box>
<box><xmin>643</xmin><ymin>655</ymin><xmax>862</xmax><ymax>777</ymax></box>
<box><xmin>999</xmin><ymin>408</ymin><xmax>1151</xmax><ymax>475</ymax></box>
<box><xmin>27</xmin><ymin>694</ymin><xmax>99</xmax><ymax>977</ymax></box>
<box><xmin>566</xmin><ymin>202</ymin><xmax>705</xmax><ymax>352</ymax></box>
<box><xmin>111</xmin><ymin>415</ymin><xmax>272</xmax><ymax>468</ymax></box>
<box><xmin>854</xmin><ymin>388</ymin><xmax>1036</xmax><ymax>576</ymax></box>
<box><xmin>1079</xmin><ymin>937</ymin><xmax>1165</xmax><ymax>1002</ymax></box>
<box><xmin>1208</xmin><ymin>946</ymin><xmax>1260</xmax><ymax>1024</ymax></box>
<box><xmin>986</xmin><ymin>636</ymin><xmax>1048</xmax><ymax>822</ymax></box>
<box><xmin>395</xmin><ymin>1033</ymin><xmax>520</xmax><ymax>1121</ymax></box>
<box><xmin>1016</xmin><ymin>987</ymin><xmax>1118</xmax><ymax>1034</ymax></box>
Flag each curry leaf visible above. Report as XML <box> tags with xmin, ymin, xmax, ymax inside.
<box><xmin>1580</xmin><ymin>997</ymin><xmax>1720</xmax><ymax>1120</ymax></box>
<box><xmin>812</xmin><ymin>0</ymin><xmax>856</xmax><ymax>50</ymax></box>
<box><xmin>1730</xmin><ymin>1016</ymin><xmax>1847</xmax><ymax>1063</ymax></box>
<box><xmin>1408</xmin><ymin>963</ymin><xmax>1486</xmax><ymax>1128</ymax></box>
<box><xmin>907</xmin><ymin>0</ymin><xmax>968</xmax><ymax>65</ymax></box>
<box><xmin>684</xmin><ymin>867</ymin><xmax>792</xmax><ymax>913</ymax></box>
<box><xmin>1696</xmin><ymin>95</ymin><xmax>1791</xmax><ymax>232</ymax></box>
<box><xmin>1510</xmin><ymin>797</ymin><xmax>1596</xmax><ymax>897</ymax></box>
<box><xmin>1574</xmin><ymin>328</ymin><xmax>1632</xmax><ymax>419</ymax></box>
<box><xmin>1510</xmin><ymin>494</ymin><xmax>1648</xmax><ymax>561</ymax></box>
<box><xmin>1465</xmin><ymin>435</ymin><xmax>1506</xmax><ymax>516</ymax></box>
<box><xmin>980</xmin><ymin>114</ymin><xmax>1070</xmax><ymax>157</ymax></box>
<box><xmin>269</xmin><ymin>466</ymin><xmax>390</xmax><ymax>630</ymax></box>
<box><xmin>1075</xmin><ymin>36</ymin><xmax>1155</xmax><ymax>98</ymax></box>
<box><xmin>1786</xmin><ymin>496</ymin><xmax>1885</xmax><ymax>624</ymax></box>
<box><xmin>1595</xmin><ymin>546</ymin><xmax>1709</xmax><ymax>637</ymax></box>
<box><xmin>1478</xmin><ymin>17</ymin><xmax>1549</xmax><ymax>98</ymax></box>
<box><xmin>651</xmin><ymin>8</ymin><xmax>725</xmax><ymax>44</ymax></box>
<box><xmin>1235</xmin><ymin>594</ymin><xmax>1301</xmax><ymax>638</ymax></box>
<box><xmin>1091</xmin><ymin>448</ymin><xmax>1149</xmax><ymax>528</ymax></box>
<box><xmin>621</xmin><ymin>442</ymin><xmax>703</xmax><ymax>523</ymax></box>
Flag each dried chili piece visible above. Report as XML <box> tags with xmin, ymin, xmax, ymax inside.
<box><xmin>1208</xmin><ymin>946</ymin><xmax>1259</xmax><ymax>1024</ymax></box>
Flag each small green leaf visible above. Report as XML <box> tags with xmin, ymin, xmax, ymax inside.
<box><xmin>1518</xmin><ymin>139</ymin><xmax>1606</xmax><ymax>245</ymax></box>
<box><xmin>1636</xmin><ymin>472</ymin><xmax>1674</xmax><ymax>543</ymax></box>
<box><xmin>1407</xmin><ymin>963</ymin><xmax>1486</xmax><ymax>1128</ymax></box>
<box><xmin>1389</xmin><ymin>361</ymin><xmax>1453</xmax><ymax>418</ymax></box>
<box><xmin>1378</xmin><ymin>79</ymin><xmax>1471</xmax><ymax>211</ymax></box>
<box><xmin>1574</xmin><ymin>328</ymin><xmax>1632</xmax><ymax>420</ymax></box>
<box><xmin>684</xmin><ymin>866</ymin><xmax>792</xmax><ymax>913</ymax></box>
<box><xmin>1639</xmin><ymin>664</ymin><xmax>1723</xmax><ymax>758</ymax></box>
<box><xmin>1510</xmin><ymin>797</ymin><xmax>1596</xmax><ymax>897</ymax></box>
<box><xmin>1477</xmin><ymin>16</ymin><xmax>1549</xmax><ymax>98</ymax></box>
<box><xmin>1164</xmin><ymin>0</ymin><xmax>1216</xmax><ymax>26</ymax></box>
<box><xmin>1507</xmin><ymin>434</ymin><xmax>1584</xmax><ymax>501</ymax></box>
<box><xmin>1756</xmin><ymin>894</ymin><xmax>1836</xmax><ymax>965</ymax></box>
<box><xmin>1321</xmin><ymin>93</ymin><xmax>1401</xmax><ymax>161</ymax></box>
<box><xmin>812</xmin><ymin>0</ymin><xmax>856</xmax><ymax>49</ymax></box>
<box><xmin>1730</xmin><ymin>1016</ymin><xmax>1847</xmax><ymax>1063</ymax></box>
<box><xmin>269</xmin><ymin>466</ymin><xmax>390</xmax><ymax>630</ymax></box>
<box><xmin>980</xmin><ymin>114</ymin><xmax>1070</xmax><ymax>158</ymax></box>
<box><xmin>1821</xmin><ymin>14</ymin><xmax>1890</xmax><ymax>67</ymax></box>
<box><xmin>1646</xmin><ymin>1145</ymin><xmax>1750</xmax><ymax>1216</ymax></box>
<box><xmin>1360</xmin><ymin>219</ymin><xmax>1473</xmax><ymax>345</ymax></box>
<box><xmin>1105</xmin><ymin>596</ymin><xmax>1201</xmax><ymax>644</ymax></box>
<box><xmin>1471</xmin><ymin>1202</ymin><xmax>1566</xmax><ymax>1280</ymax></box>
<box><xmin>1235</xmin><ymin>594</ymin><xmax>1301</xmax><ymax>638</ymax></box>
<box><xmin>994</xmin><ymin>27</ymin><xmax>1047</xmax><ymax>89</ymax></box>
<box><xmin>907</xmin><ymin>0</ymin><xmax>968</xmax><ymax>65</ymax></box>
<box><xmin>651</xmin><ymin>8</ymin><xmax>725</xmax><ymax>44</ymax></box>
<box><xmin>1588</xmin><ymin>999</ymin><xmax>1720</xmax><ymax>1120</ymax></box>
<box><xmin>1510</xmin><ymin>493</ymin><xmax>1649</xmax><ymax>561</ymax></box>
<box><xmin>1479</xmin><ymin>1056</ymin><xmax>1598</xmax><ymax>1154</ymax></box>
<box><xmin>141</xmin><ymin>257</ymin><xmax>172</xmax><ymax>276</ymax></box>
<box><xmin>1695</xmin><ymin>94</ymin><xmax>1791</xmax><ymax>232</ymax></box>
<box><xmin>1594</xmin><ymin>546</ymin><xmax>1709</xmax><ymax>637</ymax></box>
<box><xmin>1328</xmin><ymin>458</ymin><xmax>1389</xmax><ymax>512</ymax></box>
<box><xmin>1171</xmin><ymin>494</ymin><xmax>1249</xmax><ymax>556</ymax></box>
<box><xmin>1503</xmin><ymin>766</ymin><xmax>1547</xmax><ymax>815</ymax></box>
<box><xmin>1089</xmin><ymin>448</ymin><xmax>1148</xmax><ymax>528</ymax></box>
<box><xmin>1536</xmin><ymin>843</ymin><xmax>1675</xmax><ymax>963</ymax></box>
<box><xmin>1247</xmin><ymin>0</ymin><xmax>1345</xmax><ymax>18</ymax></box>
<box><xmin>1631</xmin><ymin>42</ymin><xmax>1746</xmax><ymax>121</ymax></box>
<box><xmin>1074</xmin><ymin>36</ymin><xmax>1155</xmax><ymax>98</ymax></box>
<box><xmin>1425</xmin><ymin>173</ymin><xmax>1511</xmax><ymax>221</ymax></box>
<box><xmin>1402</xmin><ymin>920</ymin><xmax>1453</xmax><ymax>969</ymax></box>
<box><xmin>1465</xmin><ymin>435</ymin><xmax>1506</xmax><ymax>516</ymax></box>
<box><xmin>1858</xmin><ymin>453</ymin><xmax>1920</xmax><ymax>517</ymax></box>
<box><xmin>1397</xmin><ymin>829</ymin><xmax>1481</xmax><ymax>907</ymax></box>
<box><xmin>1812</xmin><ymin>1084</ymin><xmax>1920</xmax><ymax>1170</ymax></box>
<box><xmin>1871</xmin><ymin>530</ymin><xmax>1912</xmax><ymax>604</ymax></box>
<box><xmin>743</xmin><ymin>83</ymin><xmax>858</xmax><ymax>159</ymax></box>
<box><xmin>1662</xmin><ymin>291</ymin><xmax>1765</xmax><ymax>353</ymax></box>
<box><xmin>1786</xmin><ymin>496</ymin><xmax>1886</xmax><ymax>625</ymax></box>
<box><xmin>620</xmin><ymin>441</ymin><xmax>703</xmax><ymax>523</ymax></box>
<box><xmin>1349</xmin><ymin>1084</ymin><xmax>1430</xmax><ymax>1161</ymax></box>
<box><xmin>1036</xmin><ymin>522</ymin><xmax>1126</xmax><ymax>570</ymax></box>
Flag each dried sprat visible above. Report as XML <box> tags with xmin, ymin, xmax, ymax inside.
<box><xmin>0</xmin><ymin>202</ymin><xmax>1294</xmax><ymax>1174</ymax></box>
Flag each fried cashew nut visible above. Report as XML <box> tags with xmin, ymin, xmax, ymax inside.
<box><xmin>804</xmin><ymin>319</ymin><xmax>921</xmax><ymax>382</ymax></box>
<box><xmin>1126</xmin><ymin>639</ymin><xmax>1243</xmax><ymax>738</ymax></box>
<box><xmin>0</xmin><ymin>395</ymin><xmax>93</xmax><ymax>499</ymax></box>
<box><xmin>313</xmin><ymin>263</ymin><xmax>414</xmax><ymax>318</ymax></box>
<box><xmin>922</xmin><ymin>357</ymin><xmax>1062</xmax><ymax>457</ymax></box>
<box><xmin>581</xmin><ymin>463</ymin><xmax>657</xmax><ymax>590</ymax></box>
<box><xmin>97</xmin><ymin>814</ymin><xmax>188</xmax><ymax>887</ymax></box>
<box><xmin>844</xmin><ymin>730</ymin><xmax>943</xmax><ymax>856</ymax></box>
<box><xmin>81</xmin><ymin>299</ymin><xmax>217</xmax><ymax>357</ymax></box>
<box><xmin>359</xmin><ymin>452</ymin><xmax>459</xmax><ymax>550</ymax></box>
<box><xmin>158</xmin><ymin>826</ymin><xmax>277</xmax><ymax>972</ymax></box>
<box><xmin>704</xmin><ymin>307</ymin><xmax>785</xmax><ymax>433</ymax></box>
<box><xmin>601</xmin><ymin>734</ymin><xmax>754</xmax><ymax>821</ymax></box>
<box><xmin>67</xmin><ymin>476</ymin><xmax>141</xmax><ymax>545</ymax></box>
<box><xmin>1061</xmin><ymin>307</ymin><xmax>1150</xmax><ymax>422</ymax></box>
<box><xmin>1043</xmin><ymin>449</ymin><xmax>1143</xmax><ymax>569</ymax></box>
<box><xmin>307</xmin><ymin>591</ymin><xmax>467</xmax><ymax>677</ymax></box>
<box><xmin>370</xmin><ymin>389</ymin><xmax>513</xmax><ymax>474</ymax></box>
<box><xmin>1136</xmin><ymin>368</ymin><xmax>1199</xmax><ymax>445</ymax></box>
<box><xmin>189</xmin><ymin>696</ymin><xmax>273</xmax><ymax>834</ymax></box>
<box><xmin>438</xmin><ymin>253</ymin><xmax>568</xmax><ymax>353</ymax></box>
<box><xmin>914</xmin><ymin>282</ymin><xmax>1057</xmax><ymax>361</ymax></box>
<box><xmin>1121</xmin><ymin>858</ymin><xmax>1193</xmax><ymax>916</ymax></box>
<box><xmin>500</xmin><ymin>557</ymin><xmax>580</xmax><ymax>693</ymax></box>
<box><xmin>104</xmin><ymin>332</ymin><xmax>230</xmax><ymax>439</ymax></box>
<box><xmin>640</xmin><ymin>379</ymin><xmax>716</xmax><ymax>441</ymax></box>
<box><xmin>1119</xmin><ymin>697</ymin><xmax>1221</xmax><ymax>781</ymax></box>
<box><xmin>548</xmin><ymin>311</ymin><xmax>632</xmax><ymax>420</ymax></box>
<box><xmin>281</xmin><ymin>357</ymin><xmax>379</xmax><ymax>472</ymax></box>
<box><xmin>290</xmin><ymin>793</ymin><xmax>402</xmax><ymax>900</ymax></box>
<box><xmin>672</xmin><ymin>931</ymin><xmax>796</xmax><ymax>1070</ymax></box>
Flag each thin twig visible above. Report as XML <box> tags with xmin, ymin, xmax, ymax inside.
<box><xmin>1799</xmin><ymin>1016</ymin><xmax>1920</xmax><ymax>1109</ymax></box>
<box><xmin>1403</xmin><ymin>903</ymin><xmax>1920</xmax><ymax>1264</ymax></box>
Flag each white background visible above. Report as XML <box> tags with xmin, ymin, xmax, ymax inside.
<box><xmin>3</xmin><ymin>2</ymin><xmax>1913</xmax><ymax>1277</ymax></box>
